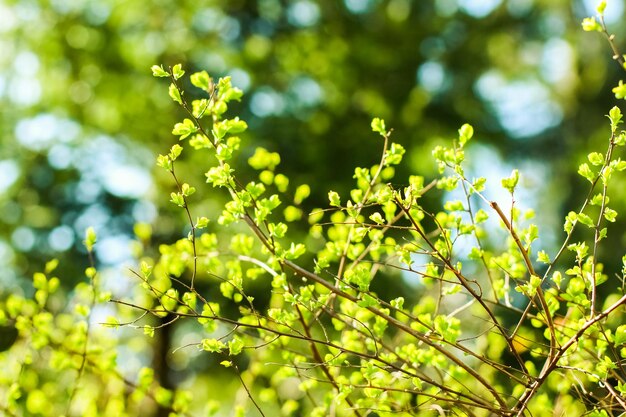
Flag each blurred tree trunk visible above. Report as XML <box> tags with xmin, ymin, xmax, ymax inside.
<box><xmin>154</xmin><ymin>315</ymin><xmax>173</xmax><ymax>417</ymax></box>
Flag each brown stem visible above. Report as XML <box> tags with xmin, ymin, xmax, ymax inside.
<box><xmin>395</xmin><ymin>194</ymin><xmax>529</xmax><ymax>382</ymax></box>
<box><xmin>293</xmin><ymin>300</ymin><xmax>363</xmax><ymax>417</ymax></box>
<box><xmin>513</xmin><ymin>292</ymin><xmax>626</xmax><ymax>416</ymax></box>
<box><xmin>489</xmin><ymin>201</ymin><xmax>557</xmax><ymax>363</ymax></box>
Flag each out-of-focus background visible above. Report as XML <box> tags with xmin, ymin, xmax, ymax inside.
<box><xmin>1</xmin><ymin>0</ymin><xmax>625</xmax><ymax>414</ymax></box>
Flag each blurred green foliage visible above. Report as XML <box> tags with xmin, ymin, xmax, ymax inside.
<box><xmin>1</xmin><ymin>0</ymin><xmax>624</xmax><ymax>282</ymax></box>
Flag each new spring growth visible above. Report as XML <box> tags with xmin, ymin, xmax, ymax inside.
<box><xmin>83</xmin><ymin>227</ymin><xmax>97</xmax><ymax>252</ymax></box>
<box><xmin>581</xmin><ymin>0</ymin><xmax>606</xmax><ymax>32</ymax></box>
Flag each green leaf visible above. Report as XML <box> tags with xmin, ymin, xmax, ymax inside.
<box><xmin>577</xmin><ymin>163</ymin><xmax>595</xmax><ymax>182</ymax></box>
<box><xmin>245</xmin><ymin>181</ymin><xmax>266</xmax><ymax>199</ymax></box>
<box><xmin>328</xmin><ymin>191</ymin><xmax>341</xmax><ymax>207</ymax></box>
<box><xmin>172</xmin><ymin>119</ymin><xmax>198</xmax><ymax>139</ymax></box>
<box><xmin>213</xmin><ymin>118</ymin><xmax>247</xmax><ymax>140</ymax></box>
<box><xmin>354</xmin><ymin>167</ymin><xmax>371</xmax><ymax>185</ymax></box>
<box><xmin>523</xmin><ymin>223</ymin><xmax>539</xmax><ymax>247</ymax></box>
<box><xmin>151</xmin><ymin>64</ymin><xmax>169</xmax><ymax>77</ymax></box>
<box><xmin>217</xmin><ymin>76</ymin><xmax>243</xmax><ymax>102</ymax></box>
<box><xmin>33</xmin><ymin>272</ymin><xmax>47</xmax><ymax>291</ymax></box>
<box><xmin>181</xmin><ymin>183</ymin><xmax>196</xmax><ymax>197</ymax></box>
<box><xmin>83</xmin><ymin>227</ymin><xmax>97</xmax><ymax>252</ymax></box>
<box><xmin>144</xmin><ymin>325</ymin><xmax>155</xmax><ymax>338</ymax></box>
<box><xmin>215</xmin><ymin>143</ymin><xmax>234</xmax><ymax>161</ymax></box>
<box><xmin>346</xmin><ymin>201</ymin><xmax>357</xmax><ymax>222</ymax></box>
<box><xmin>228</xmin><ymin>337</ymin><xmax>244</xmax><ymax>356</ymax></box>
<box><xmin>537</xmin><ymin>250</ymin><xmax>550</xmax><ymax>264</ymax></box>
<box><xmin>170</xmin><ymin>192</ymin><xmax>185</xmax><ymax>207</ymax></box>
<box><xmin>269</xmin><ymin>222</ymin><xmax>288</xmax><ymax>238</ymax></box>
<box><xmin>589</xmin><ymin>193</ymin><xmax>607</xmax><ymax>205</ymax></box>
<box><xmin>201</xmin><ymin>338</ymin><xmax>226</xmax><ymax>353</ymax></box>
<box><xmin>567</xmin><ymin>241</ymin><xmax>589</xmax><ymax>261</ymax></box>
<box><xmin>283</xmin><ymin>205</ymin><xmax>302</xmax><ymax>222</ymax></box>
<box><xmin>294</xmin><ymin>184</ymin><xmax>311</xmax><ymax>205</ymax></box>
<box><xmin>169</xmin><ymin>144</ymin><xmax>183</xmax><ymax>160</ymax></box>
<box><xmin>192</xmin><ymin>98</ymin><xmax>210</xmax><ymax>119</ymax></box>
<box><xmin>140</xmin><ymin>261</ymin><xmax>153</xmax><ymax>278</ymax></box>
<box><xmin>529</xmin><ymin>274</ymin><xmax>541</xmax><ymax>290</ymax></box>
<box><xmin>172</xmin><ymin>64</ymin><xmax>185</xmax><ymax>80</ymax></box>
<box><xmin>501</xmin><ymin>169</ymin><xmax>519</xmax><ymax>193</ymax></box>
<box><xmin>472</xmin><ymin>177</ymin><xmax>486</xmax><ymax>192</ymax></box>
<box><xmin>45</xmin><ymin>259</ymin><xmax>59</xmax><ymax>274</ymax></box>
<box><xmin>581</xmin><ymin>16</ymin><xmax>602</xmax><ymax>32</ymax></box>
<box><xmin>196</xmin><ymin>217</ymin><xmax>210</xmax><ymax>229</ymax></box>
<box><xmin>74</xmin><ymin>306</ymin><xmax>96</xmax><ymax>323</ymax></box>
<box><xmin>157</xmin><ymin>154</ymin><xmax>172</xmax><ymax>171</ymax></box>
<box><xmin>103</xmin><ymin>316</ymin><xmax>120</xmax><ymax>327</ymax></box>
<box><xmin>604</xmin><ymin>207</ymin><xmax>617</xmax><ymax>222</ymax></box>
<box><xmin>308</xmin><ymin>209</ymin><xmax>324</xmax><ymax>225</ymax></box>
<box><xmin>391</xmin><ymin>297</ymin><xmax>404</xmax><ymax>310</ymax></box>
<box><xmin>468</xmin><ymin>247</ymin><xmax>483</xmax><ymax>260</ymax></box>
<box><xmin>577</xmin><ymin>212</ymin><xmax>594</xmax><ymax>227</ymax></box>
<box><xmin>434</xmin><ymin>315</ymin><xmax>461</xmax><ymax>344</ymax></box>
<box><xmin>274</xmin><ymin>173</ymin><xmax>289</xmax><ymax>192</ymax></box>
<box><xmin>615</xmin><ymin>160</ymin><xmax>626</xmax><ymax>171</ymax></box>
<box><xmin>205</xmin><ymin>163</ymin><xmax>234</xmax><ymax>187</ymax></box>
<box><xmin>385</xmin><ymin>143</ymin><xmax>405</xmax><ymax>165</ymax></box>
<box><xmin>609</xmin><ymin>106</ymin><xmax>623</xmax><ymax>130</ymax></box>
<box><xmin>190</xmin><ymin>70</ymin><xmax>211</xmax><ymax>90</ymax></box>
<box><xmin>613</xmin><ymin>80</ymin><xmax>626</xmax><ymax>100</ymax></box>
<box><xmin>169</xmin><ymin>83</ymin><xmax>182</xmax><ymax>105</ymax></box>
<box><xmin>564</xmin><ymin>211</ymin><xmax>577</xmax><ymax>233</ymax></box>
<box><xmin>248</xmin><ymin>147</ymin><xmax>281</xmax><ymax>170</ymax></box>
<box><xmin>474</xmin><ymin>209</ymin><xmax>488</xmax><ymax>223</ymax></box>
<box><xmin>285</xmin><ymin>243</ymin><xmax>306</xmax><ymax>260</ymax></box>
<box><xmin>597</xmin><ymin>355</ymin><xmax>617</xmax><ymax>379</ymax></box>
<box><xmin>260</xmin><ymin>194</ymin><xmax>281</xmax><ymax>211</ymax></box>
<box><xmin>154</xmin><ymin>388</ymin><xmax>172</xmax><ymax>407</ymax></box>
<box><xmin>371</xmin><ymin>117</ymin><xmax>386</xmax><ymax>136</ymax></box>
<box><xmin>444</xmin><ymin>200</ymin><xmax>464</xmax><ymax>212</ymax></box>
<box><xmin>357</xmin><ymin>293</ymin><xmax>379</xmax><ymax>308</ymax></box>
<box><xmin>345</xmin><ymin>264</ymin><xmax>371</xmax><ymax>291</ymax></box>
<box><xmin>161</xmin><ymin>288</ymin><xmax>178</xmax><ymax>311</ymax></box>
<box><xmin>259</xmin><ymin>170</ymin><xmax>274</xmax><ymax>185</ymax></box>
<box><xmin>588</xmin><ymin>152</ymin><xmax>604</xmax><ymax>166</ymax></box>
<box><xmin>458</xmin><ymin>123</ymin><xmax>474</xmax><ymax>146</ymax></box>
<box><xmin>369</xmin><ymin>212</ymin><xmax>384</xmax><ymax>225</ymax></box>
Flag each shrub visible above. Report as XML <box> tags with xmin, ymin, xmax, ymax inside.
<box><xmin>2</xmin><ymin>3</ymin><xmax>626</xmax><ymax>417</ymax></box>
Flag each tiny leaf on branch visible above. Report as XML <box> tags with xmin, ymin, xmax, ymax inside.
<box><xmin>83</xmin><ymin>227</ymin><xmax>97</xmax><ymax>252</ymax></box>
<box><xmin>328</xmin><ymin>190</ymin><xmax>341</xmax><ymax>207</ymax></box>
<box><xmin>172</xmin><ymin>118</ymin><xmax>198</xmax><ymax>140</ymax></box>
<box><xmin>613</xmin><ymin>80</ymin><xmax>626</xmax><ymax>99</ymax></box>
<box><xmin>168</xmin><ymin>82</ymin><xmax>182</xmax><ymax>104</ymax></box>
<box><xmin>501</xmin><ymin>169</ymin><xmax>519</xmax><ymax>193</ymax></box>
<box><xmin>371</xmin><ymin>117</ymin><xmax>386</xmax><ymax>136</ymax></box>
<box><xmin>172</xmin><ymin>63</ymin><xmax>185</xmax><ymax>80</ymax></box>
<box><xmin>170</xmin><ymin>192</ymin><xmax>185</xmax><ymax>207</ymax></box>
<box><xmin>458</xmin><ymin>123</ymin><xmax>474</xmax><ymax>147</ymax></box>
<box><xmin>609</xmin><ymin>106</ymin><xmax>623</xmax><ymax>131</ymax></box>
<box><xmin>151</xmin><ymin>64</ymin><xmax>169</xmax><ymax>77</ymax></box>
<box><xmin>190</xmin><ymin>70</ymin><xmax>212</xmax><ymax>91</ymax></box>
<box><xmin>588</xmin><ymin>152</ymin><xmax>604</xmax><ymax>166</ymax></box>
<box><xmin>581</xmin><ymin>16</ymin><xmax>602</xmax><ymax>32</ymax></box>
<box><xmin>578</xmin><ymin>163</ymin><xmax>595</xmax><ymax>182</ymax></box>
